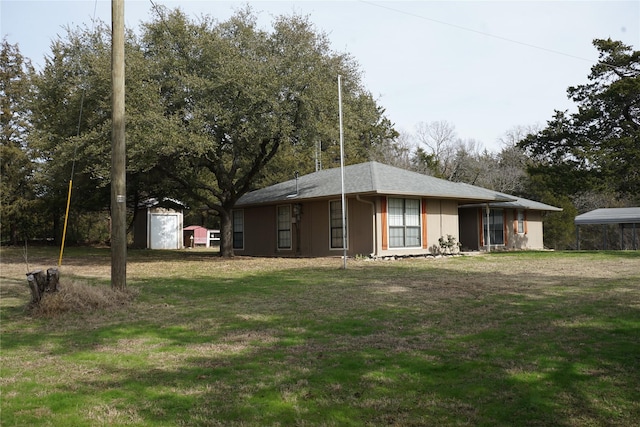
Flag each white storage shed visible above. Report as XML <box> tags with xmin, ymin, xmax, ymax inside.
<box><xmin>133</xmin><ymin>198</ymin><xmax>185</xmax><ymax>249</ymax></box>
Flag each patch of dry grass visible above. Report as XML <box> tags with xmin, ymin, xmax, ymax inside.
<box><xmin>28</xmin><ymin>280</ymin><xmax>137</xmax><ymax>318</ymax></box>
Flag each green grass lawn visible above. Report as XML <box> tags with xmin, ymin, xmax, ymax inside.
<box><xmin>1</xmin><ymin>248</ymin><xmax>639</xmax><ymax>426</ymax></box>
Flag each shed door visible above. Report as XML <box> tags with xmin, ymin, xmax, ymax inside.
<box><xmin>150</xmin><ymin>214</ymin><xmax>180</xmax><ymax>249</ymax></box>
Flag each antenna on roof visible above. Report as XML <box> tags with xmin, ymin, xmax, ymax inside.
<box><xmin>315</xmin><ymin>140</ymin><xmax>322</xmax><ymax>172</ymax></box>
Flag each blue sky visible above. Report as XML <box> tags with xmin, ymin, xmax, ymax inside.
<box><xmin>2</xmin><ymin>1</ymin><xmax>639</xmax><ymax>152</ymax></box>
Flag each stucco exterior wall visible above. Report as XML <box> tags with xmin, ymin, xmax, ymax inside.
<box><xmin>237</xmin><ymin>205</ymin><xmax>276</xmax><ymax>256</ymax></box>
<box><xmin>504</xmin><ymin>209</ymin><xmax>544</xmax><ymax>250</ymax></box>
<box><xmin>235</xmin><ymin>197</ymin><xmax>374</xmax><ymax>257</ymax></box>
<box><xmin>521</xmin><ymin>210</ymin><xmax>544</xmax><ymax>249</ymax></box>
<box><xmin>348</xmin><ymin>197</ymin><xmax>376</xmax><ymax>256</ymax></box>
<box><xmin>236</xmin><ymin>197</ymin><xmax>550</xmax><ymax>257</ymax></box>
<box><xmin>371</xmin><ymin>197</ymin><xmax>459</xmax><ymax>257</ymax></box>
<box><xmin>425</xmin><ymin>199</ymin><xmax>459</xmax><ymax>252</ymax></box>
<box><xmin>531</xmin><ymin>212</ymin><xmax>545</xmax><ymax>248</ymax></box>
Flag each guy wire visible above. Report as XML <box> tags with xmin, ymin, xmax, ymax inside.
<box><xmin>58</xmin><ymin>0</ymin><xmax>99</xmax><ymax>267</ymax></box>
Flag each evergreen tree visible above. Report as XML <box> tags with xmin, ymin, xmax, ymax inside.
<box><xmin>520</xmin><ymin>39</ymin><xmax>640</xmax><ymax>203</ymax></box>
<box><xmin>0</xmin><ymin>39</ymin><xmax>40</xmax><ymax>244</ymax></box>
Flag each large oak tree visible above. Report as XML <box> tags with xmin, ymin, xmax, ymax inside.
<box><xmin>141</xmin><ymin>7</ymin><xmax>396</xmax><ymax>256</ymax></box>
<box><xmin>25</xmin><ymin>7</ymin><xmax>396</xmax><ymax>255</ymax></box>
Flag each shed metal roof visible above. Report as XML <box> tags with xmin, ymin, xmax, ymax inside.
<box><xmin>237</xmin><ymin>162</ymin><xmax>515</xmax><ymax>206</ymax></box>
<box><xmin>574</xmin><ymin>207</ymin><xmax>640</xmax><ymax>225</ymax></box>
<box><xmin>138</xmin><ymin>197</ymin><xmax>186</xmax><ymax>210</ymax></box>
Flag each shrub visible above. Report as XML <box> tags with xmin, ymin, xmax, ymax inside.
<box><xmin>438</xmin><ymin>235</ymin><xmax>461</xmax><ymax>255</ymax></box>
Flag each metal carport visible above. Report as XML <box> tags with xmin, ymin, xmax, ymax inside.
<box><xmin>574</xmin><ymin>207</ymin><xmax>640</xmax><ymax>250</ymax></box>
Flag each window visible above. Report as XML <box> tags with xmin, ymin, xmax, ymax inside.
<box><xmin>483</xmin><ymin>209</ymin><xmax>504</xmax><ymax>246</ymax></box>
<box><xmin>388</xmin><ymin>198</ymin><xmax>421</xmax><ymax>248</ymax></box>
<box><xmin>277</xmin><ymin>205</ymin><xmax>292</xmax><ymax>250</ymax></box>
<box><xmin>517</xmin><ymin>210</ymin><xmax>525</xmax><ymax>234</ymax></box>
<box><xmin>232</xmin><ymin>210</ymin><xmax>244</xmax><ymax>250</ymax></box>
<box><xmin>330</xmin><ymin>200</ymin><xmax>347</xmax><ymax>249</ymax></box>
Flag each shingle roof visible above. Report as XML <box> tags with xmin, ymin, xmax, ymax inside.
<box><xmin>460</xmin><ymin>190</ymin><xmax>563</xmax><ymax>212</ymax></box>
<box><xmin>237</xmin><ymin>162</ymin><xmax>515</xmax><ymax>206</ymax></box>
<box><xmin>575</xmin><ymin>207</ymin><xmax>640</xmax><ymax>225</ymax></box>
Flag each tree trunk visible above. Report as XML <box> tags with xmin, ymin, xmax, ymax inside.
<box><xmin>219</xmin><ymin>208</ymin><xmax>234</xmax><ymax>258</ymax></box>
<box><xmin>26</xmin><ymin>268</ymin><xmax>59</xmax><ymax>304</ymax></box>
<box><xmin>27</xmin><ymin>270</ymin><xmax>44</xmax><ymax>304</ymax></box>
<box><xmin>46</xmin><ymin>267</ymin><xmax>60</xmax><ymax>292</ymax></box>
<box><xmin>10</xmin><ymin>223</ymin><xmax>19</xmax><ymax>246</ymax></box>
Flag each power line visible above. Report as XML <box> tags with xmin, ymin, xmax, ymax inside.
<box><xmin>358</xmin><ymin>0</ymin><xmax>599</xmax><ymax>66</ymax></box>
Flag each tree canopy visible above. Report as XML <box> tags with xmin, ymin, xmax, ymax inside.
<box><xmin>140</xmin><ymin>7</ymin><xmax>396</xmax><ymax>255</ymax></box>
<box><xmin>19</xmin><ymin>7</ymin><xmax>396</xmax><ymax>255</ymax></box>
<box><xmin>519</xmin><ymin>39</ymin><xmax>640</xmax><ymax>202</ymax></box>
<box><xmin>0</xmin><ymin>39</ymin><xmax>40</xmax><ymax>244</ymax></box>
<box><xmin>26</xmin><ymin>21</ymin><xmax>176</xmax><ymax>244</ymax></box>
<box><xmin>14</xmin><ymin>11</ymin><xmax>635</xmax><ymax>253</ymax></box>
<box><xmin>514</xmin><ymin>39</ymin><xmax>640</xmax><ymax>248</ymax></box>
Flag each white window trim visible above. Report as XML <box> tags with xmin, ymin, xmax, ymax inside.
<box><xmin>329</xmin><ymin>199</ymin><xmax>348</xmax><ymax>251</ymax></box>
<box><xmin>277</xmin><ymin>204</ymin><xmax>292</xmax><ymax>250</ymax></box>
<box><xmin>517</xmin><ymin>210</ymin><xmax>525</xmax><ymax>234</ymax></box>
<box><xmin>387</xmin><ymin>197</ymin><xmax>422</xmax><ymax>249</ymax></box>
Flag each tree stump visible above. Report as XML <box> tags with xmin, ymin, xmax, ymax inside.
<box><xmin>26</xmin><ymin>267</ymin><xmax>60</xmax><ymax>304</ymax></box>
<box><xmin>46</xmin><ymin>268</ymin><xmax>60</xmax><ymax>292</ymax></box>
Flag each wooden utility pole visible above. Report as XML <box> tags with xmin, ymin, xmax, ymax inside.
<box><xmin>111</xmin><ymin>0</ymin><xmax>126</xmax><ymax>289</ymax></box>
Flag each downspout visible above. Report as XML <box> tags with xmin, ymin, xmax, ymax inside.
<box><xmin>486</xmin><ymin>203</ymin><xmax>491</xmax><ymax>253</ymax></box>
<box><xmin>356</xmin><ymin>195</ymin><xmax>376</xmax><ymax>257</ymax></box>
<box><xmin>439</xmin><ymin>200</ymin><xmax>443</xmax><ymax>238</ymax></box>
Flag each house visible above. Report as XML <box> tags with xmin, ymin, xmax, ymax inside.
<box><xmin>132</xmin><ymin>198</ymin><xmax>185</xmax><ymax>250</ymax></box>
<box><xmin>233</xmin><ymin>162</ymin><xmax>561</xmax><ymax>257</ymax></box>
